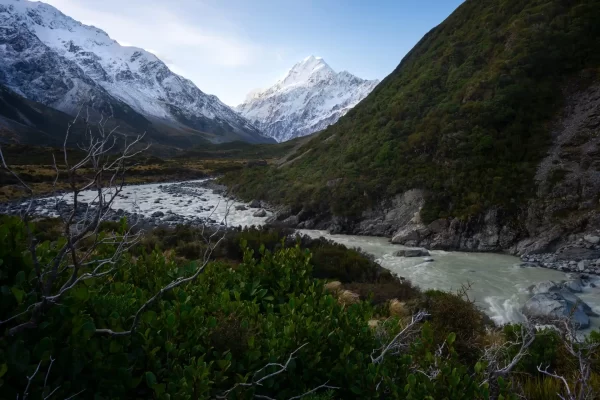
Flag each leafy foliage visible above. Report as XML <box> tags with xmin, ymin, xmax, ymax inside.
<box><xmin>0</xmin><ymin>216</ymin><xmax>598</xmax><ymax>399</ymax></box>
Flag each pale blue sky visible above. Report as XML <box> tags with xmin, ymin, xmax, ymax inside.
<box><xmin>42</xmin><ymin>0</ymin><xmax>464</xmax><ymax>106</ymax></box>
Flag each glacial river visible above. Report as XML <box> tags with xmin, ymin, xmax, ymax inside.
<box><xmin>35</xmin><ymin>180</ymin><xmax>600</xmax><ymax>330</ymax></box>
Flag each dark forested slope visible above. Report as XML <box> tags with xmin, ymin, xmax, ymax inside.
<box><xmin>224</xmin><ymin>0</ymin><xmax>600</xmax><ymax>252</ymax></box>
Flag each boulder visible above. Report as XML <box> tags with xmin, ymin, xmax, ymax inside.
<box><xmin>391</xmin><ymin>227</ymin><xmax>421</xmax><ymax>244</ymax></box>
<box><xmin>578</xmin><ymin>260</ymin><xmax>591</xmax><ymax>272</ymax></box>
<box><xmin>528</xmin><ymin>281</ymin><xmax>560</xmax><ymax>294</ymax></box>
<box><xmin>394</xmin><ymin>249</ymin><xmax>430</xmax><ymax>257</ymax></box>
<box><xmin>523</xmin><ymin>292</ymin><xmax>590</xmax><ymax>329</ymax></box>
<box><xmin>276</xmin><ymin>205</ymin><xmax>293</xmax><ymax>221</ymax></box>
<box><xmin>252</xmin><ymin>209</ymin><xmax>267</xmax><ymax>218</ymax></box>
<box><xmin>326</xmin><ymin>178</ymin><xmax>342</xmax><ymax>188</ymax></box>
<box><xmin>151</xmin><ymin>211</ymin><xmax>165</xmax><ymax>218</ymax></box>
<box><xmin>423</xmin><ymin>257</ymin><xmax>435</xmax><ymax>263</ymax></box>
<box><xmin>557</xmin><ymin>289</ymin><xmax>598</xmax><ymax>316</ymax></box>
<box><xmin>563</xmin><ymin>280</ymin><xmax>583</xmax><ymax>293</ymax></box>
<box><xmin>584</xmin><ymin>235</ymin><xmax>600</xmax><ymax>245</ymax></box>
<box><xmin>248</xmin><ymin>199</ymin><xmax>261</xmax><ymax>208</ymax></box>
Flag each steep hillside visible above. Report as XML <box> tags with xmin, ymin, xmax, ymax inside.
<box><xmin>223</xmin><ymin>0</ymin><xmax>600</xmax><ymax>253</ymax></box>
<box><xmin>0</xmin><ymin>0</ymin><xmax>272</xmax><ymax>146</ymax></box>
<box><xmin>237</xmin><ymin>56</ymin><xmax>378</xmax><ymax>142</ymax></box>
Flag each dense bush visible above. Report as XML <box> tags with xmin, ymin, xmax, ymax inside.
<box><xmin>0</xmin><ymin>216</ymin><xmax>598</xmax><ymax>399</ymax></box>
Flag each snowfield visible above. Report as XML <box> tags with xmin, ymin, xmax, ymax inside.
<box><xmin>236</xmin><ymin>56</ymin><xmax>379</xmax><ymax>142</ymax></box>
<box><xmin>0</xmin><ymin>0</ymin><xmax>265</xmax><ymax>141</ymax></box>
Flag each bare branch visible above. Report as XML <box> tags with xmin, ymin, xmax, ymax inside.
<box><xmin>22</xmin><ymin>359</ymin><xmax>43</xmax><ymax>400</ymax></box>
<box><xmin>218</xmin><ymin>343</ymin><xmax>338</xmax><ymax>399</ymax></box>
<box><xmin>371</xmin><ymin>310</ymin><xmax>429</xmax><ymax>364</ymax></box>
<box><xmin>287</xmin><ymin>381</ymin><xmax>339</xmax><ymax>400</ymax></box>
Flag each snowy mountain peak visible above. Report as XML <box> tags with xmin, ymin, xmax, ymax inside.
<box><xmin>237</xmin><ymin>57</ymin><xmax>379</xmax><ymax>142</ymax></box>
<box><xmin>0</xmin><ymin>0</ymin><xmax>271</xmax><ymax>144</ymax></box>
<box><xmin>279</xmin><ymin>55</ymin><xmax>334</xmax><ymax>88</ymax></box>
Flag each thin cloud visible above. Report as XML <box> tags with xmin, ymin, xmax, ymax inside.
<box><xmin>43</xmin><ymin>0</ymin><xmax>261</xmax><ymax>68</ymax></box>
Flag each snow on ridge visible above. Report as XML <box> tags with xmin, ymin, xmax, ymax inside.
<box><xmin>237</xmin><ymin>56</ymin><xmax>379</xmax><ymax>142</ymax></box>
<box><xmin>0</xmin><ymin>0</ymin><xmax>266</xmax><ymax>140</ymax></box>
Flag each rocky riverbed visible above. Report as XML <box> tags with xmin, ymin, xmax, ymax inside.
<box><xmin>519</xmin><ymin>241</ymin><xmax>600</xmax><ymax>275</ymax></box>
<box><xmin>0</xmin><ymin>180</ymin><xmax>273</xmax><ymax>229</ymax></box>
<box><xmin>1</xmin><ymin>179</ymin><xmax>599</xmax><ymax>331</ymax></box>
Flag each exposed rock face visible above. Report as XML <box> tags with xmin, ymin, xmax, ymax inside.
<box><xmin>388</xmin><ymin>207</ymin><xmax>521</xmax><ymax>252</ymax></box>
<box><xmin>324</xmin><ymin>83</ymin><xmax>600</xmax><ymax>258</ymax></box>
<box><xmin>513</xmin><ymin>83</ymin><xmax>600</xmax><ymax>256</ymax></box>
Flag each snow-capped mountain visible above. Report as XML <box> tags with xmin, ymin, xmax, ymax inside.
<box><xmin>236</xmin><ymin>56</ymin><xmax>379</xmax><ymax>142</ymax></box>
<box><xmin>0</xmin><ymin>0</ymin><xmax>271</xmax><ymax>144</ymax></box>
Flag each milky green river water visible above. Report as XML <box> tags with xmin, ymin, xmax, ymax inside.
<box><xmin>300</xmin><ymin>230</ymin><xmax>600</xmax><ymax>331</ymax></box>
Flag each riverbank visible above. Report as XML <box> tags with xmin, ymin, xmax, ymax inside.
<box><xmin>259</xmin><ymin>199</ymin><xmax>600</xmax><ymax>276</ymax></box>
<box><xmin>1</xmin><ymin>178</ymin><xmax>599</xmax><ymax>331</ymax></box>
<box><xmin>0</xmin><ymin>180</ymin><xmax>273</xmax><ymax>229</ymax></box>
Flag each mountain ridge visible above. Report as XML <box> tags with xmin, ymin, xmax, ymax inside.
<box><xmin>0</xmin><ymin>0</ymin><xmax>273</xmax><ymax>146</ymax></box>
<box><xmin>223</xmin><ymin>0</ymin><xmax>600</xmax><ymax>255</ymax></box>
<box><xmin>236</xmin><ymin>55</ymin><xmax>379</xmax><ymax>142</ymax></box>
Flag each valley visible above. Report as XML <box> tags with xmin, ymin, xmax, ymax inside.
<box><xmin>3</xmin><ymin>177</ymin><xmax>599</xmax><ymax>332</ymax></box>
<box><xmin>1</xmin><ymin>0</ymin><xmax>600</xmax><ymax>398</ymax></box>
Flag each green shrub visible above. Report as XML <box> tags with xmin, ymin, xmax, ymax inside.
<box><xmin>0</xmin><ymin>216</ymin><xmax>596</xmax><ymax>399</ymax></box>
<box><xmin>417</xmin><ymin>289</ymin><xmax>489</xmax><ymax>363</ymax></box>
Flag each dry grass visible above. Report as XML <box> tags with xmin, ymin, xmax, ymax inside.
<box><xmin>0</xmin><ymin>158</ymin><xmax>253</xmax><ymax>202</ymax></box>
<box><xmin>338</xmin><ymin>290</ymin><xmax>360</xmax><ymax>306</ymax></box>
<box><xmin>389</xmin><ymin>299</ymin><xmax>409</xmax><ymax>318</ymax></box>
<box><xmin>324</xmin><ymin>281</ymin><xmax>342</xmax><ymax>294</ymax></box>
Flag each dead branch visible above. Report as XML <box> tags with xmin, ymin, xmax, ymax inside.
<box><xmin>479</xmin><ymin>323</ymin><xmax>535</xmax><ymax>400</ymax></box>
<box><xmin>219</xmin><ymin>343</ymin><xmax>339</xmax><ymax>399</ymax></box>
<box><xmin>0</xmin><ymin>110</ymin><xmax>148</xmax><ymax>335</ymax></box>
<box><xmin>371</xmin><ymin>310</ymin><xmax>429</xmax><ymax>365</ymax></box>
<box><xmin>536</xmin><ymin>317</ymin><xmax>599</xmax><ymax>400</ymax></box>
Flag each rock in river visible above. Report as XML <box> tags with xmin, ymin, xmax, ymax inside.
<box><xmin>523</xmin><ymin>292</ymin><xmax>591</xmax><ymax>329</ymax></box>
<box><xmin>394</xmin><ymin>249</ymin><xmax>430</xmax><ymax>257</ymax></box>
<box><xmin>249</xmin><ymin>199</ymin><xmax>261</xmax><ymax>208</ymax></box>
<box><xmin>563</xmin><ymin>279</ymin><xmax>584</xmax><ymax>293</ymax></box>
<box><xmin>252</xmin><ymin>209</ymin><xmax>267</xmax><ymax>218</ymax></box>
<box><xmin>528</xmin><ymin>281</ymin><xmax>560</xmax><ymax>294</ymax></box>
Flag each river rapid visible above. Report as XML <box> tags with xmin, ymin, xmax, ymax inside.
<box><xmin>23</xmin><ymin>180</ymin><xmax>600</xmax><ymax>331</ymax></box>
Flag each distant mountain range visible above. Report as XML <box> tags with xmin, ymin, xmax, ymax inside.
<box><xmin>0</xmin><ymin>0</ymin><xmax>273</xmax><ymax>148</ymax></box>
<box><xmin>236</xmin><ymin>56</ymin><xmax>379</xmax><ymax>142</ymax></box>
